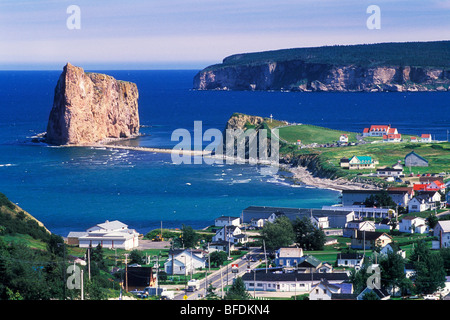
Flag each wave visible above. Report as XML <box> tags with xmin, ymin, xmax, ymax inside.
<box><xmin>0</xmin><ymin>163</ymin><xmax>16</xmax><ymax>167</ymax></box>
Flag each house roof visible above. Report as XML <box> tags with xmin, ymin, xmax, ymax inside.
<box><xmin>298</xmin><ymin>255</ymin><xmax>322</xmax><ymax>268</ymax></box>
<box><xmin>405</xmin><ymin>151</ymin><xmax>428</xmax><ymax>163</ymax></box>
<box><xmin>369</xmin><ymin>125</ymin><xmax>390</xmax><ymax>131</ymax></box>
<box><xmin>277</xmin><ymin>247</ymin><xmax>303</xmax><ymax>258</ymax></box>
<box><xmin>349</xmin><ymin>156</ymin><xmax>373</xmax><ymax>164</ymax></box>
<box><xmin>337</xmin><ymin>252</ymin><xmax>364</xmax><ymax>260</ymax></box>
<box><xmin>215</xmin><ymin>216</ymin><xmax>240</xmax><ymax>222</ymax></box>
<box><xmin>437</xmin><ymin>221</ymin><xmax>450</xmax><ymax>233</ymax></box>
<box><xmin>93</xmin><ymin>220</ymin><xmax>128</xmax><ymax>231</ymax></box>
<box><xmin>421</xmin><ymin>134</ymin><xmax>431</xmax><ymax>138</ymax></box>
<box><xmin>352</xmin><ymin>230</ymin><xmax>392</xmax><ymax>241</ymax></box>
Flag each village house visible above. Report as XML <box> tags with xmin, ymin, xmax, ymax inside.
<box><xmin>339</xmin><ymin>134</ymin><xmax>349</xmax><ymax>143</ymax></box>
<box><xmin>341</xmin><ymin>189</ymin><xmax>411</xmax><ymax>209</ymax></box>
<box><xmin>241</xmin><ymin>270</ymin><xmax>349</xmax><ymax>294</ymax></box>
<box><xmin>408</xmin><ymin>191</ymin><xmax>442</xmax><ymax>212</ymax></box>
<box><xmin>336</xmin><ymin>252</ymin><xmax>364</xmax><ymax>268</ymax></box>
<box><xmin>212</xmin><ymin>225</ymin><xmax>247</xmax><ymax>244</ymax></box>
<box><xmin>67</xmin><ymin>220</ymin><xmax>140</xmax><ymax>250</ymax></box>
<box><xmin>343</xmin><ymin>220</ymin><xmax>376</xmax><ymax>238</ymax></box>
<box><xmin>350</xmin><ymin>230</ymin><xmax>392</xmax><ymax>250</ymax></box>
<box><xmin>242</xmin><ymin>206</ymin><xmax>355</xmax><ymax>229</ymax></box>
<box><xmin>383</xmin><ymin>133</ymin><xmax>402</xmax><ymax>143</ymax></box>
<box><xmin>362</xmin><ymin>125</ymin><xmax>398</xmax><ymax>137</ymax></box>
<box><xmin>433</xmin><ymin>221</ymin><xmax>450</xmax><ymax>249</ymax></box>
<box><xmin>410</xmin><ymin>136</ymin><xmax>419</xmax><ymax>143</ymax></box>
<box><xmin>376</xmin><ymin>167</ymin><xmax>403</xmax><ymax>177</ymax></box>
<box><xmin>209</xmin><ymin>240</ymin><xmax>236</xmax><ymax>253</ymax></box>
<box><xmin>404</xmin><ymin>151</ymin><xmax>429</xmax><ymax>167</ymax></box>
<box><xmin>124</xmin><ymin>267</ymin><xmax>157</xmax><ymax>292</ymax></box>
<box><xmin>346</xmin><ymin>155</ymin><xmax>376</xmax><ymax>170</ymax></box>
<box><xmin>379</xmin><ymin>243</ymin><xmax>406</xmax><ymax>259</ymax></box>
<box><xmin>274</xmin><ymin>247</ymin><xmax>303</xmax><ymax>268</ymax></box>
<box><xmin>309</xmin><ymin>279</ymin><xmax>355</xmax><ymax>300</ymax></box>
<box><xmin>164</xmin><ymin>249</ymin><xmax>207</xmax><ymax>275</ymax></box>
<box><xmin>374</xmin><ymin>218</ymin><xmax>399</xmax><ymax>231</ymax></box>
<box><xmin>421</xmin><ymin>134</ymin><xmax>432</xmax><ymax>143</ymax></box>
<box><xmin>214</xmin><ymin>216</ymin><xmax>241</xmax><ymax>228</ymax></box>
<box><xmin>398</xmin><ymin>216</ymin><xmax>428</xmax><ymax>234</ymax></box>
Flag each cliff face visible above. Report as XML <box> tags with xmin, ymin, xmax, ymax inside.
<box><xmin>46</xmin><ymin>63</ymin><xmax>139</xmax><ymax>145</ymax></box>
<box><xmin>194</xmin><ymin>61</ymin><xmax>450</xmax><ymax>92</ymax></box>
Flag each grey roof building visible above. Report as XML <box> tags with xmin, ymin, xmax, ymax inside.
<box><xmin>241</xmin><ymin>206</ymin><xmax>355</xmax><ymax>228</ymax></box>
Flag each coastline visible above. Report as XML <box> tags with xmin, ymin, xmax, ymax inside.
<box><xmin>280</xmin><ymin>164</ymin><xmax>380</xmax><ymax>192</ymax></box>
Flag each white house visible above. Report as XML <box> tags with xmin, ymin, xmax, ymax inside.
<box><xmin>376</xmin><ymin>167</ymin><xmax>403</xmax><ymax>177</ymax></box>
<box><xmin>275</xmin><ymin>247</ymin><xmax>303</xmax><ymax>268</ymax></box>
<box><xmin>433</xmin><ymin>221</ymin><xmax>450</xmax><ymax>249</ymax></box>
<box><xmin>250</xmin><ymin>218</ymin><xmax>265</xmax><ymax>229</ymax></box>
<box><xmin>311</xmin><ymin>215</ymin><xmax>329</xmax><ymax>229</ymax></box>
<box><xmin>421</xmin><ymin>134</ymin><xmax>432</xmax><ymax>143</ymax></box>
<box><xmin>164</xmin><ymin>249</ymin><xmax>207</xmax><ymax>275</ymax></box>
<box><xmin>339</xmin><ymin>134</ymin><xmax>349</xmax><ymax>143</ymax></box>
<box><xmin>408</xmin><ymin>193</ymin><xmax>439</xmax><ymax>212</ymax></box>
<box><xmin>212</xmin><ymin>225</ymin><xmax>247</xmax><ymax>244</ymax></box>
<box><xmin>336</xmin><ymin>252</ymin><xmax>364</xmax><ymax>268</ymax></box>
<box><xmin>379</xmin><ymin>243</ymin><xmax>406</xmax><ymax>259</ymax></box>
<box><xmin>343</xmin><ymin>220</ymin><xmax>376</xmax><ymax>238</ymax></box>
<box><xmin>68</xmin><ymin>220</ymin><xmax>140</xmax><ymax>250</ymax></box>
<box><xmin>309</xmin><ymin>280</ymin><xmax>343</xmax><ymax>300</ymax></box>
<box><xmin>214</xmin><ymin>216</ymin><xmax>241</xmax><ymax>228</ymax></box>
<box><xmin>383</xmin><ymin>134</ymin><xmax>402</xmax><ymax>143</ymax></box>
<box><xmin>362</xmin><ymin>125</ymin><xmax>397</xmax><ymax>137</ymax></box>
<box><xmin>242</xmin><ymin>271</ymin><xmax>349</xmax><ymax>294</ymax></box>
<box><xmin>399</xmin><ymin>216</ymin><xmax>428</xmax><ymax>234</ymax></box>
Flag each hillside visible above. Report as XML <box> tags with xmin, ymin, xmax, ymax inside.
<box><xmin>194</xmin><ymin>40</ymin><xmax>450</xmax><ymax>92</ymax></box>
<box><xmin>225</xmin><ymin>113</ymin><xmax>450</xmax><ymax>187</ymax></box>
<box><xmin>0</xmin><ymin>192</ymin><xmax>51</xmax><ymax>243</ymax></box>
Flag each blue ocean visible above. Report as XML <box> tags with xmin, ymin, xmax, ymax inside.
<box><xmin>0</xmin><ymin>70</ymin><xmax>449</xmax><ymax>236</ymax></box>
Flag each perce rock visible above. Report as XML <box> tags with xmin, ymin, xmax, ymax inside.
<box><xmin>46</xmin><ymin>63</ymin><xmax>139</xmax><ymax>145</ymax></box>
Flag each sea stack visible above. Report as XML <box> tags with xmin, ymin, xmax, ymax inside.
<box><xmin>46</xmin><ymin>63</ymin><xmax>140</xmax><ymax>145</ymax></box>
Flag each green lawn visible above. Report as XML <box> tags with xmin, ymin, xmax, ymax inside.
<box><xmin>278</xmin><ymin>124</ymin><xmax>358</xmax><ymax>145</ymax></box>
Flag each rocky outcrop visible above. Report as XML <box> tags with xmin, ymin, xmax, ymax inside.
<box><xmin>225</xmin><ymin>113</ymin><xmax>265</xmax><ymax>131</ymax></box>
<box><xmin>194</xmin><ymin>62</ymin><xmax>450</xmax><ymax>92</ymax></box>
<box><xmin>46</xmin><ymin>63</ymin><xmax>139</xmax><ymax>145</ymax></box>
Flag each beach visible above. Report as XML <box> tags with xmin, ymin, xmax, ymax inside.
<box><xmin>281</xmin><ymin>164</ymin><xmax>380</xmax><ymax>191</ymax></box>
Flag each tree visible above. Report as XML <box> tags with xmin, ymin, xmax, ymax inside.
<box><xmin>349</xmin><ymin>262</ymin><xmax>371</xmax><ymax>295</ymax></box>
<box><xmin>426</xmin><ymin>215</ymin><xmax>439</xmax><ymax>229</ymax></box>
<box><xmin>209</xmin><ymin>251</ymin><xmax>227</xmax><ymax>268</ymax></box>
<box><xmin>261</xmin><ymin>216</ymin><xmax>295</xmax><ymax>250</ymax></box>
<box><xmin>129</xmin><ymin>249</ymin><xmax>144</xmax><ymax>265</ymax></box>
<box><xmin>364</xmin><ymin>191</ymin><xmax>397</xmax><ymax>209</ymax></box>
<box><xmin>292</xmin><ymin>216</ymin><xmax>326</xmax><ymax>250</ymax></box>
<box><xmin>410</xmin><ymin>241</ymin><xmax>446</xmax><ymax>295</ymax></box>
<box><xmin>180</xmin><ymin>224</ymin><xmax>199</xmax><ymax>248</ymax></box>
<box><xmin>205</xmin><ymin>283</ymin><xmax>221</xmax><ymax>300</ymax></box>
<box><xmin>379</xmin><ymin>251</ymin><xmax>406</xmax><ymax>295</ymax></box>
<box><xmin>362</xmin><ymin>290</ymin><xmax>379</xmax><ymax>300</ymax></box>
<box><xmin>224</xmin><ymin>277</ymin><xmax>251</xmax><ymax>300</ymax></box>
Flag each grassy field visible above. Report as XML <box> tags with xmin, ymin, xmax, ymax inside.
<box><xmin>316</xmin><ymin>141</ymin><xmax>450</xmax><ymax>176</ymax></box>
<box><xmin>278</xmin><ymin>124</ymin><xmax>358</xmax><ymax>145</ymax></box>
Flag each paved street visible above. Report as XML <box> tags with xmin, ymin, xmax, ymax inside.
<box><xmin>173</xmin><ymin>248</ymin><xmax>264</xmax><ymax>300</ymax></box>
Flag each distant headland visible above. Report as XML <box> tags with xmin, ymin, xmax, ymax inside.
<box><xmin>193</xmin><ymin>40</ymin><xmax>450</xmax><ymax>92</ymax></box>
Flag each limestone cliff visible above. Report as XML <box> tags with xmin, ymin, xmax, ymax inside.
<box><xmin>193</xmin><ymin>41</ymin><xmax>450</xmax><ymax>92</ymax></box>
<box><xmin>46</xmin><ymin>63</ymin><xmax>139</xmax><ymax>145</ymax></box>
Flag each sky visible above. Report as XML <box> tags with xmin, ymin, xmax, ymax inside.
<box><xmin>0</xmin><ymin>0</ymin><xmax>449</xmax><ymax>70</ymax></box>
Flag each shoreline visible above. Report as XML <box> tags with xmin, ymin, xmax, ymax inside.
<box><xmin>280</xmin><ymin>164</ymin><xmax>380</xmax><ymax>192</ymax></box>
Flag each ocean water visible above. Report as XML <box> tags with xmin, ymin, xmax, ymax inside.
<box><xmin>0</xmin><ymin>70</ymin><xmax>448</xmax><ymax>236</ymax></box>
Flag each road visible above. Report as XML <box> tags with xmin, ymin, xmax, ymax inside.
<box><xmin>173</xmin><ymin>248</ymin><xmax>265</xmax><ymax>300</ymax></box>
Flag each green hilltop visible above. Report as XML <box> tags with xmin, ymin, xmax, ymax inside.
<box><xmin>205</xmin><ymin>40</ymin><xmax>450</xmax><ymax>70</ymax></box>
